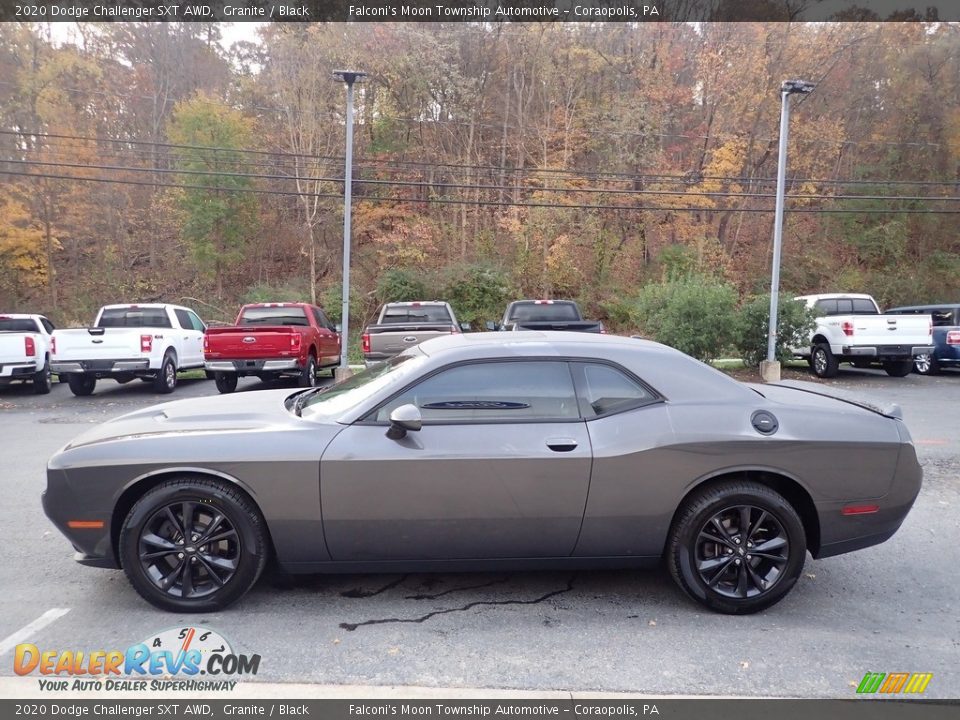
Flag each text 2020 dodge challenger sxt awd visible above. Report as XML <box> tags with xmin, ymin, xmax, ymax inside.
<box><xmin>43</xmin><ymin>332</ymin><xmax>922</xmax><ymax>614</ymax></box>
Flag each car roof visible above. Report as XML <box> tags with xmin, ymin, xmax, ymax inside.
<box><xmin>417</xmin><ymin>331</ymin><xmax>666</xmax><ymax>357</ymax></box>
<box><xmin>794</xmin><ymin>293</ymin><xmax>875</xmax><ymax>301</ymax></box>
<box><xmin>888</xmin><ymin>304</ymin><xmax>960</xmax><ymax>311</ymax></box>
<box><xmin>384</xmin><ymin>301</ymin><xmax>449</xmax><ymax>306</ymax></box>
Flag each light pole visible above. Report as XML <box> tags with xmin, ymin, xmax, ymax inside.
<box><xmin>332</xmin><ymin>70</ymin><xmax>367</xmax><ymax>380</ymax></box>
<box><xmin>762</xmin><ymin>79</ymin><xmax>815</xmax><ymax>383</ymax></box>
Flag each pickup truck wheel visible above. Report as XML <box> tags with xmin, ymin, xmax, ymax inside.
<box><xmin>67</xmin><ymin>374</ymin><xmax>96</xmax><ymax>397</ymax></box>
<box><xmin>204</xmin><ymin>370</ymin><xmax>215</xmax><ymax>380</ymax></box>
<box><xmin>667</xmin><ymin>481</ymin><xmax>806</xmax><ymax>614</ymax></box>
<box><xmin>914</xmin><ymin>353</ymin><xmax>940</xmax><ymax>375</ymax></box>
<box><xmin>883</xmin><ymin>359</ymin><xmax>914</xmax><ymax>377</ymax></box>
<box><xmin>298</xmin><ymin>355</ymin><xmax>317</xmax><ymax>388</ymax></box>
<box><xmin>214</xmin><ymin>372</ymin><xmax>238</xmax><ymax>394</ymax></box>
<box><xmin>118</xmin><ymin>477</ymin><xmax>268</xmax><ymax>613</ymax></box>
<box><xmin>33</xmin><ymin>358</ymin><xmax>52</xmax><ymax>395</ymax></box>
<box><xmin>153</xmin><ymin>354</ymin><xmax>177</xmax><ymax>394</ymax></box>
<box><xmin>810</xmin><ymin>343</ymin><xmax>839</xmax><ymax>378</ymax></box>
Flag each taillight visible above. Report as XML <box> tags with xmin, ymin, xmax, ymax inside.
<box><xmin>842</xmin><ymin>321</ymin><xmax>854</xmax><ymax>337</ymax></box>
<box><xmin>290</xmin><ymin>334</ymin><xmax>301</xmax><ymax>351</ymax></box>
<box><xmin>24</xmin><ymin>336</ymin><xmax>36</xmax><ymax>356</ymax></box>
<box><xmin>947</xmin><ymin>330</ymin><xmax>960</xmax><ymax>346</ymax></box>
<box><xmin>362</xmin><ymin>333</ymin><xmax>371</xmax><ymax>353</ymax></box>
<box><xmin>50</xmin><ymin>336</ymin><xmax>56</xmax><ymax>355</ymax></box>
<box><xmin>203</xmin><ymin>334</ymin><xmax>209</xmax><ymax>354</ymax></box>
<box><xmin>140</xmin><ymin>334</ymin><xmax>152</xmax><ymax>353</ymax></box>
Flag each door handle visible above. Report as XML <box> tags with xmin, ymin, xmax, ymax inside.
<box><xmin>546</xmin><ymin>438</ymin><xmax>578</xmax><ymax>452</ymax></box>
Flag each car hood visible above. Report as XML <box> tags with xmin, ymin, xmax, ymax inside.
<box><xmin>62</xmin><ymin>389</ymin><xmax>310</xmax><ymax>450</ymax></box>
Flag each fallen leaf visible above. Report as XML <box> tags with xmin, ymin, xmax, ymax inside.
<box><xmin>387</xmin><ymin>647</ymin><xmax>400</xmax><ymax>655</ymax></box>
<box><xmin>333</xmin><ymin>638</ymin><xmax>340</xmax><ymax>645</ymax></box>
<box><xmin>739</xmin><ymin>661</ymin><xmax>750</xmax><ymax>669</ymax></box>
<box><xmin>804</xmin><ymin>573</ymin><xmax>816</xmax><ymax>579</ymax></box>
<box><xmin>648</xmin><ymin>620</ymin><xmax>657</xmax><ymax>626</ymax></box>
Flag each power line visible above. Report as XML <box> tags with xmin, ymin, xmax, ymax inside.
<box><xmin>6</xmin><ymin>157</ymin><xmax>960</xmax><ymax>204</ymax></box>
<box><xmin>5</xmin><ymin>167</ymin><xmax>960</xmax><ymax>215</ymax></box>
<box><xmin>5</xmin><ymin>128</ymin><xmax>959</xmax><ymax>188</ymax></box>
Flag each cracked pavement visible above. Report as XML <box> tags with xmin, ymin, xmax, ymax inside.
<box><xmin>1</xmin><ymin>368</ymin><xmax>958</xmax><ymax>697</ymax></box>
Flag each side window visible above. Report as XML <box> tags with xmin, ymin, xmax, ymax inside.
<box><xmin>186</xmin><ymin>311</ymin><xmax>206</xmax><ymax>332</ymax></box>
<box><xmin>313</xmin><ymin>307</ymin><xmax>332</xmax><ymax>329</ymax></box>
<box><xmin>174</xmin><ymin>309</ymin><xmax>192</xmax><ymax>330</ymax></box>
<box><xmin>931</xmin><ymin>310</ymin><xmax>954</xmax><ymax>327</ymax></box>
<box><xmin>373</xmin><ymin>361</ymin><xmax>579</xmax><ymax>423</ymax></box>
<box><xmin>814</xmin><ymin>299</ymin><xmax>837</xmax><ymax>316</ymax></box>
<box><xmin>852</xmin><ymin>299</ymin><xmax>877</xmax><ymax>314</ymax></box>
<box><xmin>575</xmin><ymin>363</ymin><xmax>657</xmax><ymax>418</ymax></box>
<box><xmin>40</xmin><ymin>318</ymin><xmax>55</xmax><ymax>334</ymax></box>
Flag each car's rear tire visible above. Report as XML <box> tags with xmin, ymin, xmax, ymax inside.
<box><xmin>810</xmin><ymin>343</ymin><xmax>839</xmax><ymax>378</ymax></box>
<box><xmin>205</xmin><ymin>370</ymin><xmax>216</xmax><ymax>380</ymax></box>
<box><xmin>66</xmin><ymin>374</ymin><xmax>96</xmax><ymax>397</ymax></box>
<box><xmin>33</xmin><ymin>358</ymin><xmax>52</xmax><ymax>395</ymax></box>
<box><xmin>298</xmin><ymin>354</ymin><xmax>317</xmax><ymax>388</ymax></box>
<box><xmin>850</xmin><ymin>359</ymin><xmax>872</xmax><ymax>369</ymax></box>
<box><xmin>214</xmin><ymin>372</ymin><xmax>238</xmax><ymax>394</ymax></box>
<box><xmin>667</xmin><ymin>480</ymin><xmax>806</xmax><ymax>614</ymax></box>
<box><xmin>153</xmin><ymin>353</ymin><xmax>177</xmax><ymax>394</ymax></box>
<box><xmin>883</xmin><ymin>359</ymin><xmax>914</xmax><ymax>377</ymax></box>
<box><xmin>913</xmin><ymin>353</ymin><xmax>940</xmax><ymax>375</ymax></box>
<box><xmin>118</xmin><ymin>477</ymin><xmax>268</xmax><ymax>613</ymax></box>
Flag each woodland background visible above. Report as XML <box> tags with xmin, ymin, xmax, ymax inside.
<box><xmin>1</xmin><ymin>21</ymin><xmax>958</xmax><ymax>336</ymax></box>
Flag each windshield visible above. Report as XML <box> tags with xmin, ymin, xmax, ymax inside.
<box><xmin>298</xmin><ymin>351</ymin><xmax>428</xmax><ymax>421</ymax></box>
<box><xmin>508</xmin><ymin>302</ymin><xmax>580</xmax><ymax>322</ymax></box>
<box><xmin>240</xmin><ymin>307</ymin><xmax>309</xmax><ymax>326</ymax></box>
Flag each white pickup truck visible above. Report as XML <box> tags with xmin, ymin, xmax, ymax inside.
<box><xmin>51</xmin><ymin>304</ymin><xmax>207</xmax><ymax>396</ymax></box>
<box><xmin>0</xmin><ymin>313</ymin><xmax>55</xmax><ymax>394</ymax></box>
<box><xmin>794</xmin><ymin>293</ymin><xmax>934</xmax><ymax>378</ymax></box>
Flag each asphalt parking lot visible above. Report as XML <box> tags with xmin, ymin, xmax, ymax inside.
<box><xmin>1</xmin><ymin>367</ymin><xmax>958</xmax><ymax>698</ymax></box>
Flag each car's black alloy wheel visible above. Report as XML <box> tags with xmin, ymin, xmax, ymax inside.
<box><xmin>667</xmin><ymin>481</ymin><xmax>806</xmax><ymax>614</ymax></box>
<box><xmin>153</xmin><ymin>353</ymin><xmax>177</xmax><ymax>393</ymax></box>
<box><xmin>811</xmin><ymin>343</ymin><xmax>838</xmax><ymax>378</ymax></box>
<box><xmin>913</xmin><ymin>353</ymin><xmax>940</xmax><ymax>375</ymax></box>
<box><xmin>119</xmin><ymin>478</ymin><xmax>268</xmax><ymax>612</ymax></box>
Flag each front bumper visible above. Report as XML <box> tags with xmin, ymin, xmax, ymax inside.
<box><xmin>52</xmin><ymin>358</ymin><xmax>150</xmax><ymax>374</ymax></box>
<box><xmin>41</xmin><ymin>475</ymin><xmax>117</xmax><ymax>569</ymax></box>
<box><xmin>205</xmin><ymin>358</ymin><xmax>300</xmax><ymax>373</ymax></box>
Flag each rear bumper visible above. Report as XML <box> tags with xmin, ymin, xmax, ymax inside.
<box><xmin>52</xmin><ymin>358</ymin><xmax>150</xmax><ymax>374</ymax></box>
<box><xmin>205</xmin><ymin>358</ymin><xmax>300</xmax><ymax>373</ymax></box>
<box><xmin>838</xmin><ymin>345</ymin><xmax>935</xmax><ymax>358</ymax></box>
<box><xmin>0</xmin><ymin>361</ymin><xmax>38</xmax><ymax>378</ymax></box>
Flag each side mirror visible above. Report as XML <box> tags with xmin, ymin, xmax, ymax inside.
<box><xmin>334</xmin><ymin>323</ymin><xmax>342</xmax><ymax>333</ymax></box>
<box><xmin>485</xmin><ymin>321</ymin><xmax>498</xmax><ymax>332</ymax></box>
<box><xmin>386</xmin><ymin>403</ymin><xmax>422</xmax><ymax>440</ymax></box>
<box><xmin>459</xmin><ymin>322</ymin><xmax>472</xmax><ymax>333</ymax></box>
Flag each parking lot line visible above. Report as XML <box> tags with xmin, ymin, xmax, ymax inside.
<box><xmin>0</xmin><ymin>608</ymin><xmax>70</xmax><ymax>656</ymax></box>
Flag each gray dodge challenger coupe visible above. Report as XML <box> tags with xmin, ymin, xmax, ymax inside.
<box><xmin>43</xmin><ymin>332</ymin><xmax>922</xmax><ymax>614</ymax></box>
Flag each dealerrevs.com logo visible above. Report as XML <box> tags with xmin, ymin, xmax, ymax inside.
<box><xmin>14</xmin><ymin>626</ymin><xmax>259</xmax><ymax>692</ymax></box>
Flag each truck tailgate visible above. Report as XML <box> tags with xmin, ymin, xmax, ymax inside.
<box><xmin>52</xmin><ymin>329</ymin><xmax>143</xmax><ymax>360</ymax></box>
<box><xmin>0</xmin><ymin>334</ymin><xmax>33</xmax><ymax>364</ymax></box>
<box><xmin>842</xmin><ymin>315</ymin><xmax>932</xmax><ymax>346</ymax></box>
<box><xmin>205</xmin><ymin>326</ymin><xmax>299</xmax><ymax>358</ymax></box>
<box><xmin>367</xmin><ymin>324</ymin><xmax>453</xmax><ymax>355</ymax></box>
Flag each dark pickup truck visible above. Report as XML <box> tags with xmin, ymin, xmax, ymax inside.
<box><xmin>496</xmin><ymin>300</ymin><xmax>604</xmax><ymax>333</ymax></box>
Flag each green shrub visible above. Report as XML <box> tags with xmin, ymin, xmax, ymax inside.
<box><xmin>735</xmin><ymin>294</ymin><xmax>817</xmax><ymax>367</ymax></box>
<box><xmin>632</xmin><ymin>278</ymin><xmax>738</xmax><ymax>362</ymax></box>
<box><xmin>442</xmin><ymin>264</ymin><xmax>514</xmax><ymax>328</ymax></box>
<box><xmin>375</xmin><ymin>268</ymin><xmax>432</xmax><ymax>304</ymax></box>
<box><xmin>241</xmin><ymin>281</ymin><xmax>309</xmax><ymax>305</ymax></box>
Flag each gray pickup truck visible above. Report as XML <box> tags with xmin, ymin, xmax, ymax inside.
<box><xmin>362</xmin><ymin>301</ymin><xmax>464</xmax><ymax>365</ymax></box>
<box><xmin>496</xmin><ymin>300</ymin><xmax>604</xmax><ymax>333</ymax></box>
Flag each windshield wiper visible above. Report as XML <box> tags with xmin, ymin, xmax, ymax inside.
<box><xmin>292</xmin><ymin>386</ymin><xmax>330</xmax><ymax>416</ymax></box>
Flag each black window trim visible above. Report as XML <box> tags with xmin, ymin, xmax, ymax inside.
<box><xmin>356</xmin><ymin>356</ymin><xmax>665</xmax><ymax>427</ymax></box>
<box><xmin>357</xmin><ymin>357</ymin><xmax>583</xmax><ymax>427</ymax></box>
<box><xmin>569</xmin><ymin>360</ymin><xmax>664</xmax><ymax>420</ymax></box>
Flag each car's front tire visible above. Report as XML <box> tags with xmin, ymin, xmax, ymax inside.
<box><xmin>667</xmin><ymin>481</ymin><xmax>806</xmax><ymax>614</ymax></box>
<box><xmin>118</xmin><ymin>477</ymin><xmax>268</xmax><ymax>613</ymax></box>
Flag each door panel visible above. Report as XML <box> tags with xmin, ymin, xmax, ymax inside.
<box><xmin>320</xmin><ymin>422</ymin><xmax>592</xmax><ymax>561</ymax></box>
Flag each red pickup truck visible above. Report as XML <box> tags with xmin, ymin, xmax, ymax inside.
<box><xmin>203</xmin><ymin>303</ymin><xmax>341</xmax><ymax>394</ymax></box>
